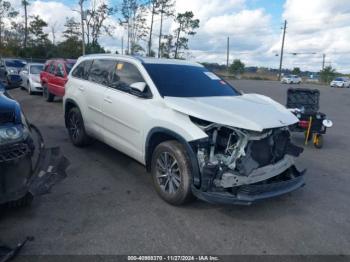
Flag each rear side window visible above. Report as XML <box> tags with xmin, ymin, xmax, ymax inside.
<box><xmin>88</xmin><ymin>59</ymin><xmax>116</xmax><ymax>86</ymax></box>
<box><xmin>72</xmin><ymin>60</ymin><xmax>93</xmax><ymax>80</ymax></box>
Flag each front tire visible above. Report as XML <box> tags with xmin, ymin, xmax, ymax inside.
<box><xmin>151</xmin><ymin>141</ymin><xmax>193</xmax><ymax>205</ymax></box>
<box><xmin>67</xmin><ymin>107</ymin><xmax>90</xmax><ymax>147</ymax></box>
<box><xmin>28</xmin><ymin>81</ymin><xmax>33</xmax><ymax>95</ymax></box>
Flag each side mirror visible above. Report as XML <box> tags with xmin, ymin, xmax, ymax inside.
<box><xmin>22</xmin><ymin>70</ymin><xmax>28</xmax><ymax>74</ymax></box>
<box><xmin>130</xmin><ymin>82</ymin><xmax>147</xmax><ymax>93</ymax></box>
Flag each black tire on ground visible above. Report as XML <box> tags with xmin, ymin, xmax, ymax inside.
<box><xmin>28</xmin><ymin>82</ymin><xmax>33</xmax><ymax>95</ymax></box>
<box><xmin>151</xmin><ymin>140</ymin><xmax>194</xmax><ymax>205</ymax></box>
<box><xmin>43</xmin><ymin>85</ymin><xmax>54</xmax><ymax>102</ymax></box>
<box><xmin>6</xmin><ymin>193</ymin><xmax>33</xmax><ymax>208</ymax></box>
<box><xmin>66</xmin><ymin>107</ymin><xmax>91</xmax><ymax>147</ymax></box>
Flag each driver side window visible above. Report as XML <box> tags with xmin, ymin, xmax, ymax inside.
<box><xmin>57</xmin><ymin>64</ymin><xmax>65</xmax><ymax>77</ymax></box>
<box><xmin>110</xmin><ymin>61</ymin><xmax>146</xmax><ymax>94</ymax></box>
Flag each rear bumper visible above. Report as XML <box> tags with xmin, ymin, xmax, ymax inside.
<box><xmin>192</xmin><ymin>166</ymin><xmax>305</xmax><ymax>205</ymax></box>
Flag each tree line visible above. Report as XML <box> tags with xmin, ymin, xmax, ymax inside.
<box><xmin>0</xmin><ymin>0</ymin><xmax>200</xmax><ymax>59</ymax></box>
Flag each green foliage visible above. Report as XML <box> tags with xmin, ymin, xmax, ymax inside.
<box><xmin>292</xmin><ymin>67</ymin><xmax>301</xmax><ymax>75</ymax></box>
<box><xmin>173</xmin><ymin>11</ymin><xmax>199</xmax><ymax>59</ymax></box>
<box><xmin>320</xmin><ymin>66</ymin><xmax>336</xmax><ymax>83</ymax></box>
<box><xmin>229</xmin><ymin>59</ymin><xmax>245</xmax><ymax>75</ymax></box>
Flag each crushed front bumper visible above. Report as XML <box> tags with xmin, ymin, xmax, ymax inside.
<box><xmin>192</xmin><ymin>166</ymin><xmax>305</xmax><ymax>205</ymax></box>
<box><xmin>0</xmin><ymin>126</ymin><xmax>68</xmax><ymax>205</ymax></box>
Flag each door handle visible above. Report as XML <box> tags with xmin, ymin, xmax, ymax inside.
<box><xmin>104</xmin><ymin>97</ymin><xmax>112</xmax><ymax>103</ymax></box>
<box><xmin>78</xmin><ymin>86</ymin><xmax>85</xmax><ymax>92</ymax></box>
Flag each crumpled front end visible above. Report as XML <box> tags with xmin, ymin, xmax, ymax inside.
<box><xmin>0</xmin><ymin>124</ymin><xmax>69</xmax><ymax>206</ymax></box>
<box><xmin>0</xmin><ymin>89</ymin><xmax>68</xmax><ymax>206</ymax></box>
<box><xmin>190</xmin><ymin>117</ymin><xmax>305</xmax><ymax>205</ymax></box>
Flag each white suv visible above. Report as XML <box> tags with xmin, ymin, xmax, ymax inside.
<box><xmin>64</xmin><ymin>54</ymin><xmax>305</xmax><ymax>205</ymax></box>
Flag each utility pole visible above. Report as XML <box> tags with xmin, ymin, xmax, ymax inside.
<box><xmin>322</xmin><ymin>53</ymin><xmax>326</xmax><ymax>70</ymax></box>
<box><xmin>79</xmin><ymin>0</ymin><xmax>86</xmax><ymax>56</ymax></box>
<box><xmin>121</xmin><ymin>36</ymin><xmax>124</xmax><ymax>55</ymax></box>
<box><xmin>227</xmin><ymin>36</ymin><xmax>230</xmax><ymax>73</ymax></box>
<box><xmin>278</xmin><ymin>20</ymin><xmax>287</xmax><ymax>81</ymax></box>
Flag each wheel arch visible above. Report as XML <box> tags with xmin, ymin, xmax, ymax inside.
<box><xmin>64</xmin><ymin>98</ymin><xmax>79</xmax><ymax>127</ymax></box>
<box><xmin>145</xmin><ymin>127</ymin><xmax>201</xmax><ymax>187</ymax></box>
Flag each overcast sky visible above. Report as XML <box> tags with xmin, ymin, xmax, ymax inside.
<box><xmin>7</xmin><ymin>0</ymin><xmax>350</xmax><ymax>73</ymax></box>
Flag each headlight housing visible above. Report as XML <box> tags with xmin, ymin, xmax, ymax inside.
<box><xmin>7</xmin><ymin>69</ymin><xmax>17</xmax><ymax>74</ymax></box>
<box><xmin>0</xmin><ymin>125</ymin><xmax>29</xmax><ymax>145</ymax></box>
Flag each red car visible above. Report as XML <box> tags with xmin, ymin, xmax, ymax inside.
<box><xmin>40</xmin><ymin>59</ymin><xmax>76</xmax><ymax>102</ymax></box>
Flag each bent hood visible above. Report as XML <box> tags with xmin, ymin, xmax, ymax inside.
<box><xmin>164</xmin><ymin>94</ymin><xmax>298</xmax><ymax>132</ymax></box>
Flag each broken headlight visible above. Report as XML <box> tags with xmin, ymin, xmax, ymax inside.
<box><xmin>0</xmin><ymin>125</ymin><xmax>29</xmax><ymax>145</ymax></box>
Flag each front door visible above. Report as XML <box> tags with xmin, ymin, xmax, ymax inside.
<box><xmin>102</xmin><ymin>61</ymin><xmax>151</xmax><ymax>162</ymax></box>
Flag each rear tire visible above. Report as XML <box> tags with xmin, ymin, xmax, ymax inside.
<box><xmin>151</xmin><ymin>140</ymin><xmax>194</xmax><ymax>205</ymax></box>
<box><xmin>43</xmin><ymin>85</ymin><xmax>54</xmax><ymax>102</ymax></box>
<box><xmin>66</xmin><ymin>107</ymin><xmax>90</xmax><ymax>147</ymax></box>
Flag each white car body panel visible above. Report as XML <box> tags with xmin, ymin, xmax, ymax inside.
<box><xmin>330</xmin><ymin>78</ymin><xmax>350</xmax><ymax>88</ymax></box>
<box><xmin>20</xmin><ymin>63</ymin><xmax>44</xmax><ymax>92</ymax></box>
<box><xmin>281</xmin><ymin>75</ymin><xmax>302</xmax><ymax>84</ymax></box>
<box><xmin>164</xmin><ymin>94</ymin><xmax>298</xmax><ymax>132</ymax></box>
<box><xmin>64</xmin><ymin>54</ymin><xmax>298</xmax><ymax>165</ymax></box>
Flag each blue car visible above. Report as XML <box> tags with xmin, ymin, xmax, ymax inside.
<box><xmin>0</xmin><ymin>82</ymin><xmax>68</xmax><ymax>207</ymax></box>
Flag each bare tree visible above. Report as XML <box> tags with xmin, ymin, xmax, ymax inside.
<box><xmin>22</xmin><ymin>0</ymin><xmax>29</xmax><ymax>50</ymax></box>
<box><xmin>147</xmin><ymin>0</ymin><xmax>159</xmax><ymax>56</ymax></box>
<box><xmin>50</xmin><ymin>21</ymin><xmax>58</xmax><ymax>45</ymax></box>
<box><xmin>0</xmin><ymin>0</ymin><xmax>18</xmax><ymax>50</ymax></box>
<box><xmin>157</xmin><ymin>0</ymin><xmax>175</xmax><ymax>58</ymax></box>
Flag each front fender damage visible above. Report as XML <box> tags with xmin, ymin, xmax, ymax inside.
<box><xmin>189</xmin><ymin>117</ymin><xmax>306</xmax><ymax>205</ymax></box>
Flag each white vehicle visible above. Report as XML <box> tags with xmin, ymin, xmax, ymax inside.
<box><xmin>20</xmin><ymin>63</ymin><xmax>44</xmax><ymax>94</ymax></box>
<box><xmin>281</xmin><ymin>75</ymin><xmax>302</xmax><ymax>84</ymax></box>
<box><xmin>64</xmin><ymin>54</ymin><xmax>305</xmax><ymax>205</ymax></box>
<box><xmin>330</xmin><ymin>77</ymin><xmax>350</xmax><ymax>88</ymax></box>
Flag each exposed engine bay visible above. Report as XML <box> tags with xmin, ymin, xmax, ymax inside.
<box><xmin>190</xmin><ymin>117</ymin><xmax>304</xmax><ymax>193</ymax></box>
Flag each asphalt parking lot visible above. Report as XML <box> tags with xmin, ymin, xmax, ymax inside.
<box><xmin>1</xmin><ymin>80</ymin><xmax>350</xmax><ymax>255</ymax></box>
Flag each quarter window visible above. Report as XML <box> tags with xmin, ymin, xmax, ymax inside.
<box><xmin>88</xmin><ymin>59</ymin><xmax>116</xmax><ymax>86</ymax></box>
<box><xmin>72</xmin><ymin>60</ymin><xmax>93</xmax><ymax>80</ymax></box>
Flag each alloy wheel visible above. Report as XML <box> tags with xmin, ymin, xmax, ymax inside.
<box><xmin>156</xmin><ymin>152</ymin><xmax>181</xmax><ymax>195</ymax></box>
<box><xmin>68</xmin><ymin>112</ymin><xmax>81</xmax><ymax>141</ymax></box>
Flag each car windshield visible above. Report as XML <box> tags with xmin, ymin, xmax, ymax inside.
<box><xmin>30</xmin><ymin>65</ymin><xmax>43</xmax><ymax>74</ymax></box>
<box><xmin>65</xmin><ymin>63</ymin><xmax>75</xmax><ymax>73</ymax></box>
<box><xmin>335</xmin><ymin>78</ymin><xmax>344</xmax><ymax>81</ymax></box>
<box><xmin>5</xmin><ymin>60</ymin><xmax>26</xmax><ymax>68</ymax></box>
<box><xmin>143</xmin><ymin>63</ymin><xmax>240</xmax><ymax>98</ymax></box>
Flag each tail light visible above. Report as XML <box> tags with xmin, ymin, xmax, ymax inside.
<box><xmin>298</xmin><ymin>120</ymin><xmax>309</xmax><ymax>129</ymax></box>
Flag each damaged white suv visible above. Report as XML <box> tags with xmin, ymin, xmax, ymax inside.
<box><xmin>64</xmin><ymin>54</ymin><xmax>305</xmax><ymax>205</ymax></box>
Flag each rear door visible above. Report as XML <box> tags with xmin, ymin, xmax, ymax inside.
<box><xmin>47</xmin><ymin>62</ymin><xmax>56</xmax><ymax>92</ymax></box>
<box><xmin>84</xmin><ymin>59</ymin><xmax>116</xmax><ymax>139</ymax></box>
<box><xmin>52</xmin><ymin>63</ymin><xmax>67</xmax><ymax>97</ymax></box>
<box><xmin>102</xmin><ymin>60</ymin><xmax>152</xmax><ymax>162</ymax></box>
